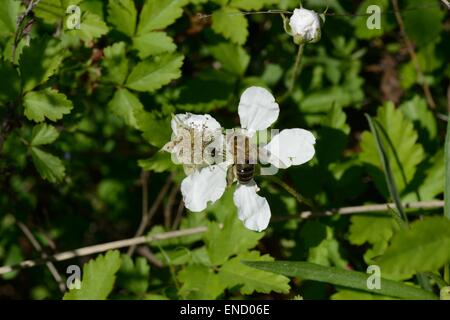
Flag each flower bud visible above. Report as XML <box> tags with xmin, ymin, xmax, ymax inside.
<box><xmin>289</xmin><ymin>8</ymin><xmax>321</xmax><ymax>44</ymax></box>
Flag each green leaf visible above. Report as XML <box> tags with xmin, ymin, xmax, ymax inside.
<box><xmin>403</xmin><ymin>0</ymin><xmax>444</xmax><ymax>47</ymax></box>
<box><xmin>212</xmin><ymin>7</ymin><xmax>248</xmax><ymax>45</ymax></box>
<box><xmin>349</xmin><ymin>214</ymin><xmax>398</xmax><ymax>246</ymax></box>
<box><xmin>0</xmin><ymin>60</ymin><xmax>21</xmax><ymax>102</ymax></box>
<box><xmin>243</xmin><ymin>260</ymin><xmax>437</xmax><ymax>300</ymax></box>
<box><xmin>135</xmin><ymin>109</ymin><xmax>172</xmax><ymax>148</ymax></box>
<box><xmin>209</xmin><ymin>43</ymin><xmax>250</xmax><ymax>76</ymax></box>
<box><xmin>31</xmin><ymin>147</ymin><xmax>65</xmax><ymax>183</ymax></box>
<box><xmin>323</xmin><ymin>104</ymin><xmax>350</xmax><ymax>135</ymax></box>
<box><xmin>400</xmin><ymin>96</ymin><xmax>437</xmax><ymax>147</ymax></box>
<box><xmin>107</xmin><ymin>0</ymin><xmax>137</xmax><ymax>36</ymax></box>
<box><xmin>445</xmin><ymin>119</ymin><xmax>450</xmax><ymax>220</ymax></box>
<box><xmin>102</xmin><ymin>42</ymin><xmax>129</xmax><ymax>85</ymax></box>
<box><xmin>332</xmin><ymin>289</ymin><xmax>395</xmax><ymax>300</ymax></box>
<box><xmin>353</xmin><ymin>0</ymin><xmax>392</xmax><ymax>40</ymax></box>
<box><xmin>125</xmin><ymin>54</ymin><xmax>184</xmax><ymax>92</ymax></box>
<box><xmin>108</xmin><ymin>88</ymin><xmax>144</xmax><ymax>129</ymax></box>
<box><xmin>117</xmin><ymin>255</ymin><xmax>150</xmax><ymax>294</ymax></box>
<box><xmin>360</xmin><ymin>103</ymin><xmax>424</xmax><ymax>197</ymax></box>
<box><xmin>34</xmin><ymin>0</ymin><xmax>83</xmax><ymax>24</ymax></box>
<box><xmin>0</xmin><ymin>0</ymin><xmax>21</xmax><ymax>36</ymax></box>
<box><xmin>132</xmin><ymin>32</ymin><xmax>176</xmax><ymax>59</ymax></box>
<box><xmin>402</xmin><ymin>151</ymin><xmax>444</xmax><ymax>202</ymax></box>
<box><xmin>365</xmin><ymin>113</ymin><xmax>408</xmax><ymax>223</ymax></box>
<box><xmin>137</xmin><ymin>0</ymin><xmax>187</xmax><ymax>35</ymax></box>
<box><xmin>219</xmin><ymin>251</ymin><xmax>290</xmax><ymax>295</ymax></box>
<box><xmin>205</xmin><ymin>212</ymin><xmax>264</xmax><ymax>266</ymax></box>
<box><xmin>23</xmin><ymin>89</ymin><xmax>73</xmax><ymax>123</ymax></box>
<box><xmin>138</xmin><ymin>151</ymin><xmax>175</xmax><ymax>173</ymax></box>
<box><xmin>378</xmin><ymin>217</ymin><xmax>450</xmax><ymax>279</ymax></box>
<box><xmin>229</xmin><ymin>0</ymin><xmax>277</xmax><ymax>10</ymax></box>
<box><xmin>31</xmin><ymin>124</ymin><xmax>60</xmax><ymax>146</ymax></box>
<box><xmin>64</xmin><ymin>250</ymin><xmax>122</xmax><ymax>300</ymax></box>
<box><xmin>74</xmin><ymin>12</ymin><xmax>109</xmax><ymax>42</ymax></box>
<box><xmin>178</xmin><ymin>264</ymin><xmax>226</xmax><ymax>299</ymax></box>
<box><xmin>304</xmin><ymin>222</ymin><xmax>348</xmax><ymax>268</ymax></box>
<box><xmin>19</xmin><ymin>38</ymin><xmax>63</xmax><ymax>92</ymax></box>
<box><xmin>1</xmin><ymin>245</ymin><xmax>23</xmax><ymax>280</ymax></box>
<box><xmin>349</xmin><ymin>214</ymin><xmax>399</xmax><ymax>263</ymax></box>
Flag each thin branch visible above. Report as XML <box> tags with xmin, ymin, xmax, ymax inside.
<box><xmin>391</xmin><ymin>0</ymin><xmax>436</xmax><ymax>109</ymax></box>
<box><xmin>442</xmin><ymin>0</ymin><xmax>450</xmax><ymax>10</ymax></box>
<box><xmin>16</xmin><ymin>221</ymin><xmax>66</xmax><ymax>292</ymax></box>
<box><xmin>164</xmin><ymin>185</ymin><xmax>180</xmax><ymax>229</ymax></box>
<box><xmin>291</xmin><ymin>200</ymin><xmax>444</xmax><ymax>220</ymax></box>
<box><xmin>127</xmin><ymin>173</ymin><xmax>173</xmax><ymax>255</ymax></box>
<box><xmin>0</xmin><ymin>226</ymin><xmax>208</xmax><ymax>275</ymax></box>
<box><xmin>0</xmin><ymin>200</ymin><xmax>444</xmax><ymax>275</ymax></box>
<box><xmin>172</xmin><ymin>200</ymin><xmax>185</xmax><ymax>230</ymax></box>
<box><xmin>136</xmin><ymin>246</ymin><xmax>164</xmax><ymax>268</ymax></box>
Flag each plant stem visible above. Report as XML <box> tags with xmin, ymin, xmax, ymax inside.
<box><xmin>280</xmin><ymin>44</ymin><xmax>305</xmax><ymax>103</ymax></box>
<box><xmin>267</xmin><ymin>175</ymin><xmax>315</xmax><ymax>209</ymax></box>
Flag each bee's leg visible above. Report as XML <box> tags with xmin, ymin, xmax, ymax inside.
<box><xmin>227</xmin><ymin>165</ymin><xmax>236</xmax><ymax>187</ymax></box>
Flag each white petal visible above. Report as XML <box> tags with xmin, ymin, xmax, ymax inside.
<box><xmin>233</xmin><ymin>182</ymin><xmax>271</xmax><ymax>232</ymax></box>
<box><xmin>171</xmin><ymin>113</ymin><xmax>222</xmax><ymax>135</ymax></box>
<box><xmin>263</xmin><ymin>129</ymin><xmax>316</xmax><ymax>169</ymax></box>
<box><xmin>181</xmin><ymin>163</ymin><xmax>228</xmax><ymax>212</ymax></box>
<box><xmin>238</xmin><ymin>87</ymin><xmax>279</xmax><ymax>133</ymax></box>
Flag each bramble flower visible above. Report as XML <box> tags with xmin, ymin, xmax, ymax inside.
<box><xmin>164</xmin><ymin>87</ymin><xmax>316</xmax><ymax>232</ymax></box>
<box><xmin>289</xmin><ymin>8</ymin><xmax>321</xmax><ymax>44</ymax></box>
<box><xmin>163</xmin><ymin>113</ymin><xmax>223</xmax><ymax>175</ymax></box>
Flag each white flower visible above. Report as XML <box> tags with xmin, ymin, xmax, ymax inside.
<box><xmin>165</xmin><ymin>87</ymin><xmax>316</xmax><ymax>232</ymax></box>
<box><xmin>163</xmin><ymin>113</ymin><xmax>223</xmax><ymax>174</ymax></box>
<box><xmin>289</xmin><ymin>8</ymin><xmax>321</xmax><ymax>44</ymax></box>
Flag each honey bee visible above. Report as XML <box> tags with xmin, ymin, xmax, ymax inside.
<box><xmin>228</xmin><ymin>133</ymin><xmax>257</xmax><ymax>185</ymax></box>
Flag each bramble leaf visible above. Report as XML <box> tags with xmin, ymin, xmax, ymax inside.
<box><xmin>137</xmin><ymin>0</ymin><xmax>187</xmax><ymax>35</ymax></box>
<box><xmin>108</xmin><ymin>88</ymin><xmax>144</xmax><ymax>129</ymax></box>
<box><xmin>178</xmin><ymin>264</ymin><xmax>226</xmax><ymax>299</ymax></box>
<box><xmin>63</xmin><ymin>250</ymin><xmax>122</xmax><ymax>300</ymax></box>
<box><xmin>31</xmin><ymin>147</ymin><xmax>65</xmax><ymax>183</ymax></box>
<box><xmin>212</xmin><ymin>7</ymin><xmax>248</xmax><ymax>45</ymax></box>
<box><xmin>360</xmin><ymin>102</ymin><xmax>424</xmax><ymax>197</ymax></box>
<box><xmin>132</xmin><ymin>32</ymin><xmax>176</xmax><ymax>59</ymax></box>
<box><xmin>23</xmin><ymin>89</ymin><xmax>73</xmax><ymax>123</ymax></box>
<box><xmin>378</xmin><ymin>217</ymin><xmax>450</xmax><ymax>279</ymax></box>
<box><xmin>107</xmin><ymin>0</ymin><xmax>137</xmax><ymax>37</ymax></box>
<box><xmin>205</xmin><ymin>212</ymin><xmax>264</xmax><ymax>266</ymax></box>
<box><xmin>219</xmin><ymin>251</ymin><xmax>290</xmax><ymax>295</ymax></box>
<box><xmin>31</xmin><ymin>124</ymin><xmax>59</xmax><ymax>146</ymax></box>
<box><xmin>125</xmin><ymin>54</ymin><xmax>184</xmax><ymax>92</ymax></box>
<box><xmin>19</xmin><ymin>38</ymin><xmax>63</xmax><ymax>92</ymax></box>
<box><xmin>102</xmin><ymin>42</ymin><xmax>129</xmax><ymax>85</ymax></box>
